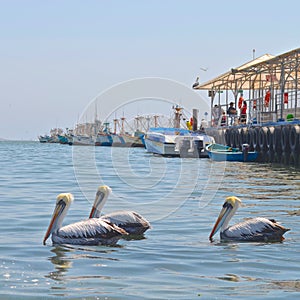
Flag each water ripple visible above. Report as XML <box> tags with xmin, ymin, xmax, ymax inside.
<box><xmin>0</xmin><ymin>142</ymin><xmax>300</xmax><ymax>299</ymax></box>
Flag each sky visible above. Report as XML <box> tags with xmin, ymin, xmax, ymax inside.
<box><xmin>1</xmin><ymin>0</ymin><xmax>299</xmax><ymax>140</ymax></box>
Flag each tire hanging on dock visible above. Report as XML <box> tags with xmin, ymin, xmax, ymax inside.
<box><xmin>258</xmin><ymin>127</ymin><xmax>268</xmax><ymax>151</ymax></box>
<box><xmin>266</xmin><ymin>126</ymin><xmax>274</xmax><ymax>151</ymax></box>
<box><xmin>230</xmin><ymin>128</ymin><xmax>237</xmax><ymax>148</ymax></box>
<box><xmin>281</xmin><ymin>125</ymin><xmax>291</xmax><ymax>154</ymax></box>
<box><xmin>273</xmin><ymin>151</ymin><xmax>282</xmax><ymax>164</ymax></box>
<box><xmin>248</xmin><ymin>128</ymin><xmax>255</xmax><ymax>151</ymax></box>
<box><xmin>253</xmin><ymin>127</ymin><xmax>260</xmax><ymax>152</ymax></box>
<box><xmin>289</xmin><ymin>125</ymin><xmax>300</xmax><ymax>152</ymax></box>
<box><xmin>235</xmin><ymin>128</ymin><xmax>243</xmax><ymax>148</ymax></box>
<box><xmin>273</xmin><ymin>126</ymin><xmax>282</xmax><ymax>154</ymax></box>
<box><xmin>281</xmin><ymin>151</ymin><xmax>290</xmax><ymax>166</ymax></box>
<box><xmin>289</xmin><ymin>151</ymin><xmax>299</xmax><ymax>168</ymax></box>
<box><xmin>230</xmin><ymin>129</ymin><xmax>236</xmax><ymax>148</ymax></box>
<box><xmin>219</xmin><ymin>129</ymin><xmax>226</xmax><ymax>145</ymax></box>
<box><xmin>225</xmin><ymin>129</ymin><xmax>231</xmax><ymax>146</ymax></box>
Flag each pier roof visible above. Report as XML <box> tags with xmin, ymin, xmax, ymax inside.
<box><xmin>193</xmin><ymin>47</ymin><xmax>300</xmax><ymax>92</ymax></box>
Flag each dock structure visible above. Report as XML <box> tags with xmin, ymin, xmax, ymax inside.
<box><xmin>193</xmin><ymin>47</ymin><xmax>300</xmax><ymax>167</ymax></box>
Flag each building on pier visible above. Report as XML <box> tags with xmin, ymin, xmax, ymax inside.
<box><xmin>193</xmin><ymin>48</ymin><xmax>300</xmax><ymax>126</ymax></box>
<box><xmin>192</xmin><ymin>47</ymin><xmax>300</xmax><ymax>167</ymax></box>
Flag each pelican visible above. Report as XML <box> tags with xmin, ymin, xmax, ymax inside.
<box><xmin>89</xmin><ymin>185</ymin><xmax>151</xmax><ymax>235</ymax></box>
<box><xmin>209</xmin><ymin>196</ymin><xmax>290</xmax><ymax>242</ymax></box>
<box><xmin>43</xmin><ymin>193</ymin><xmax>128</xmax><ymax>246</ymax></box>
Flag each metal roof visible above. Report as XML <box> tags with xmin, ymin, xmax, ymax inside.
<box><xmin>193</xmin><ymin>48</ymin><xmax>300</xmax><ymax>91</ymax></box>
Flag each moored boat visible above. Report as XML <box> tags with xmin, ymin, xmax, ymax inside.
<box><xmin>206</xmin><ymin>143</ymin><xmax>258</xmax><ymax>162</ymax></box>
<box><xmin>144</xmin><ymin>127</ymin><xmax>214</xmax><ymax>157</ymax></box>
<box><xmin>38</xmin><ymin>135</ymin><xmax>51</xmax><ymax>143</ymax></box>
<box><xmin>72</xmin><ymin>135</ymin><xmax>95</xmax><ymax>146</ymax></box>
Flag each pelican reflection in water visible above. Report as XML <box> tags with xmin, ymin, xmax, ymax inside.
<box><xmin>43</xmin><ymin>193</ymin><xmax>127</xmax><ymax>246</ymax></box>
<box><xmin>89</xmin><ymin>185</ymin><xmax>151</xmax><ymax>235</ymax></box>
<box><xmin>209</xmin><ymin>196</ymin><xmax>290</xmax><ymax>242</ymax></box>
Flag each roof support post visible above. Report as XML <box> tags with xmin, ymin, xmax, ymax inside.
<box><xmin>280</xmin><ymin>62</ymin><xmax>285</xmax><ymax>120</ymax></box>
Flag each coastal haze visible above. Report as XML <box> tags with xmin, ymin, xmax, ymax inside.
<box><xmin>1</xmin><ymin>1</ymin><xmax>299</xmax><ymax>140</ymax></box>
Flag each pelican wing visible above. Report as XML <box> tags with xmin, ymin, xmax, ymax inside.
<box><xmin>100</xmin><ymin>211</ymin><xmax>151</xmax><ymax>235</ymax></box>
<box><xmin>222</xmin><ymin>217</ymin><xmax>290</xmax><ymax>242</ymax></box>
<box><xmin>52</xmin><ymin>218</ymin><xmax>127</xmax><ymax>245</ymax></box>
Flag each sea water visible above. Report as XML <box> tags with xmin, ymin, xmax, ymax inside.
<box><xmin>0</xmin><ymin>141</ymin><xmax>299</xmax><ymax>299</ymax></box>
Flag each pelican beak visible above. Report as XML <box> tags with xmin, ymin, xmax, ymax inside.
<box><xmin>89</xmin><ymin>205</ymin><xmax>96</xmax><ymax>219</ymax></box>
<box><xmin>209</xmin><ymin>203</ymin><xmax>232</xmax><ymax>241</ymax></box>
<box><xmin>43</xmin><ymin>201</ymin><xmax>65</xmax><ymax>245</ymax></box>
<box><xmin>89</xmin><ymin>188</ymin><xmax>107</xmax><ymax>218</ymax></box>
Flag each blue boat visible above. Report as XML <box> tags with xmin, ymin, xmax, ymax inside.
<box><xmin>206</xmin><ymin>143</ymin><xmax>258</xmax><ymax>162</ymax></box>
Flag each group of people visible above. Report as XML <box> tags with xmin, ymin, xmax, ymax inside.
<box><xmin>212</xmin><ymin>94</ymin><xmax>247</xmax><ymax>126</ymax></box>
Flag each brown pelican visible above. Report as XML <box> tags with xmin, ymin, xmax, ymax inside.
<box><xmin>43</xmin><ymin>193</ymin><xmax>128</xmax><ymax>246</ymax></box>
<box><xmin>209</xmin><ymin>196</ymin><xmax>290</xmax><ymax>242</ymax></box>
<box><xmin>89</xmin><ymin>185</ymin><xmax>151</xmax><ymax>235</ymax></box>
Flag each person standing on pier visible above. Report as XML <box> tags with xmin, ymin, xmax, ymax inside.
<box><xmin>227</xmin><ymin>102</ymin><xmax>237</xmax><ymax>125</ymax></box>
<box><xmin>240</xmin><ymin>101</ymin><xmax>247</xmax><ymax>124</ymax></box>
<box><xmin>238</xmin><ymin>94</ymin><xmax>244</xmax><ymax>111</ymax></box>
<box><xmin>265</xmin><ymin>89</ymin><xmax>271</xmax><ymax>108</ymax></box>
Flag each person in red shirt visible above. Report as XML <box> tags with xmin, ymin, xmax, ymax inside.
<box><xmin>265</xmin><ymin>90</ymin><xmax>271</xmax><ymax>107</ymax></box>
<box><xmin>240</xmin><ymin>101</ymin><xmax>247</xmax><ymax>124</ymax></box>
<box><xmin>238</xmin><ymin>94</ymin><xmax>244</xmax><ymax>110</ymax></box>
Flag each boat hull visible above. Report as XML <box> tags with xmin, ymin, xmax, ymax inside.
<box><xmin>206</xmin><ymin>144</ymin><xmax>258</xmax><ymax>162</ymax></box>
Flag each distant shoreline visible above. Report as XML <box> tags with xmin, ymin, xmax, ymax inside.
<box><xmin>0</xmin><ymin>139</ymin><xmax>38</xmax><ymax>142</ymax></box>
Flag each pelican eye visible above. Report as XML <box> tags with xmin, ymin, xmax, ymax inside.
<box><xmin>223</xmin><ymin>202</ymin><xmax>233</xmax><ymax>209</ymax></box>
<box><xmin>57</xmin><ymin>199</ymin><xmax>66</xmax><ymax>208</ymax></box>
<box><xmin>97</xmin><ymin>190</ymin><xmax>105</xmax><ymax>197</ymax></box>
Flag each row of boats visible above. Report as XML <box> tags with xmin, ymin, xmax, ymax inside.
<box><xmin>39</xmin><ymin>106</ymin><xmax>258</xmax><ymax>161</ymax></box>
<box><xmin>39</xmin><ymin>126</ymin><xmax>258</xmax><ymax>162</ymax></box>
<box><xmin>38</xmin><ymin>125</ymin><xmax>145</xmax><ymax>147</ymax></box>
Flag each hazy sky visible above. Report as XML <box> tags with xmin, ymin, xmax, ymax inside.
<box><xmin>1</xmin><ymin>0</ymin><xmax>299</xmax><ymax>140</ymax></box>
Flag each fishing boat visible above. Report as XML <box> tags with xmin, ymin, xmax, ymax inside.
<box><xmin>144</xmin><ymin>127</ymin><xmax>214</xmax><ymax>157</ymax></box>
<box><xmin>206</xmin><ymin>143</ymin><xmax>258</xmax><ymax>162</ymax></box>
<box><xmin>38</xmin><ymin>135</ymin><xmax>51</xmax><ymax>143</ymax></box>
<box><xmin>72</xmin><ymin>135</ymin><xmax>95</xmax><ymax>146</ymax></box>
<box><xmin>144</xmin><ymin>127</ymin><xmax>189</xmax><ymax>156</ymax></box>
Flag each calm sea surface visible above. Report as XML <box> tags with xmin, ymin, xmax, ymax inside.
<box><xmin>0</xmin><ymin>141</ymin><xmax>300</xmax><ymax>299</ymax></box>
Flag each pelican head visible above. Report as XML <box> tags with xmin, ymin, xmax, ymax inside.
<box><xmin>89</xmin><ymin>185</ymin><xmax>112</xmax><ymax>218</ymax></box>
<box><xmin>43</xmin><ymin>193</ymin><xmax>74</xmax><ymax>245</ymax></box>
<box><xmin>209</xmin><ymin>196</ymin><xmax>241</xmax><ymax>241</ymax></box>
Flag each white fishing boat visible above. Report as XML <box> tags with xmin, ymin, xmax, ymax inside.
<box><xmin>144</xmin><ymin>127</ymin><xmax>214</xmax><ymax>157</ymax></box>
